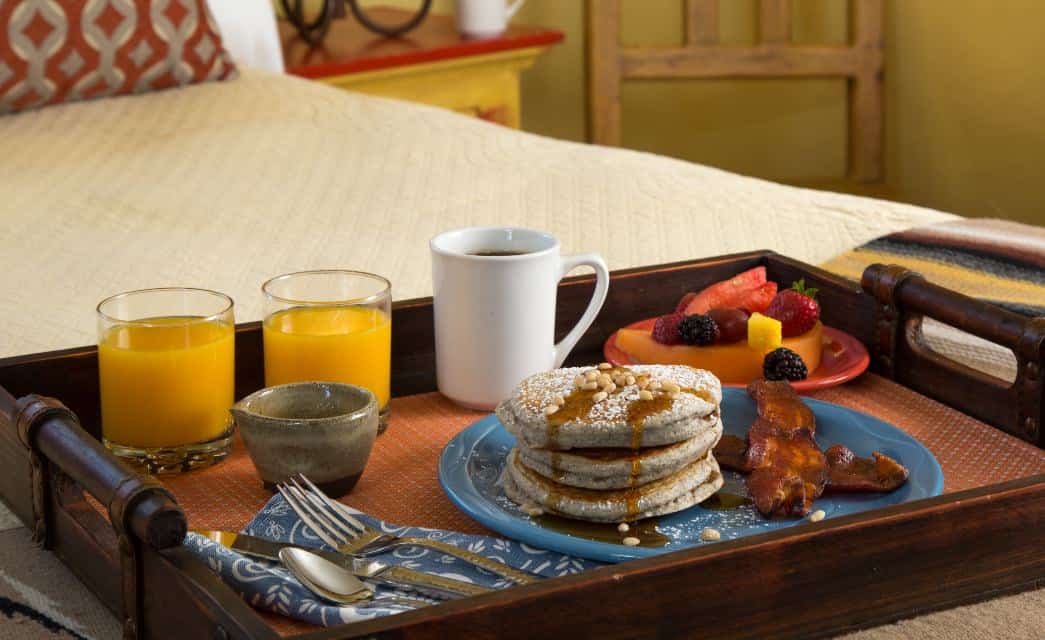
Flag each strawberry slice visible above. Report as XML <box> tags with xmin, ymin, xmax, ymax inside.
<box><xmin>683</xmin><ymin>266</ymin><xmax>768</xmax><ymax>316</ymax></box>
<box><xmin>735</xmin><ymin>281</ymin><xmax>778</xmax><ymax>315</ymax></box>
<box><xmin>674</xmin><ymin>292</ymin><xmax>697</xmax><ymax>314</ymax></box>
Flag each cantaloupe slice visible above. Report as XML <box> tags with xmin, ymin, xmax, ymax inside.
<box><xmin>616</xmin><ymin>322</ymin><xmax>823</xmax><ymax>384</ymax></box>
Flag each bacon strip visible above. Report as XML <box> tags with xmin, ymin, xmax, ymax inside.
<box><xmin>714</xmin><ymin>437</ymin><xmax>909</xmax><ymax>493</ymax></box>
<box><xmin>712</xmin><ymin>385</ymin><xmax>910</xmax><ymax>517</ymax></box>
<box><xmin>712</xmin><ymin>434</ymin><xmax>750</xmax><ymax>472</ymax></box>
<box><xmin>742</xmin><ymin>380</ymin><xmax>827</xmax><ymax>517</ymax></box>
<box><xmin>824</xmin><ymin>444</ymin><xmax>909</xmax><ymax>492</ymax></box>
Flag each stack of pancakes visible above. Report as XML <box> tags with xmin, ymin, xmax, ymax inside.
<box><xmin>497</xmin><ymin>364</ymin><xmax>724</xmax><ymax>523</ymax></box>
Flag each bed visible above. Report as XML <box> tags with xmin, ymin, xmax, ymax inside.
<box><xmin>0</xmin><ymin>66</ymin><xmax>954</xmax><ymax>358</ymax></box>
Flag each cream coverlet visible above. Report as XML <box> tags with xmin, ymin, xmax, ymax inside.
<box><xmin>0</xmin><ymin>70</ymin><xmax>954</xmax><ymax>358</ymax></box>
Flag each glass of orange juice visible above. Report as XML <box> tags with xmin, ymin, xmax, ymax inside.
<box><xmin>97</xmin><ymin>288</ymin><xmax>235</xmax><ymax>474</ymax></box>
<box><xmin>262</xmin><ymin>270</ymin><xmax>392</xmax><ymax>433</ymax></box>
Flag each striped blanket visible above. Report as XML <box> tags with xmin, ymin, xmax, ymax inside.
<box><xmin>821</xmin><ymin>218</ymin><xmax>1045</xmax><ymax>382</ymax></box>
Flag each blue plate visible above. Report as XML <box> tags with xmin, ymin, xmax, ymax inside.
<box><xmin>438</xmin><ymin>388</ymin><xmax>944</xmax><ymax>563</ymax></box>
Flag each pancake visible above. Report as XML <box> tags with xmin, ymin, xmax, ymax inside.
<box><xmin>498</xmin><ymin>364</ymin><xmax>722</xmax><ymax>451</ymax></box>
<box><xmin>516</xmin><ymin>418</ymin><xmax>723</xmax><ymax>490</ymax></box>
<box><xmin>503</xmin><ymin>449</ymin><xmax>724</xmax><ymax>522</ymax></box>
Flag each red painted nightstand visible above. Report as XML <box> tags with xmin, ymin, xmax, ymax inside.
<box><xmin>279</xmin><ymin>8</ymin><xmax>563</xmax><ymax>128</ymax></box>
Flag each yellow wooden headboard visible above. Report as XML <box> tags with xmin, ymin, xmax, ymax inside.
<box><xmin>586</xmin><ymin>0</ymin><xmax>884</xmax><ymax>182</ymax></box>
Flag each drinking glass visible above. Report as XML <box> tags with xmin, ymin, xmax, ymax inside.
<box><xmin>262</xmin><ymin>270</ymin><xmax>392</xmax><ymax>433</ymax></box>
<box><xmin>97</xmin><ymin>288</ymin><xmax>235</xmax><ymax>474</ymax></box>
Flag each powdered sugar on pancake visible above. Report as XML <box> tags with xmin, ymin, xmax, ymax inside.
<box><xmin>512</xmin><ymin>365</ymin><xmax>721</xmax><ymax>426</ymax></box>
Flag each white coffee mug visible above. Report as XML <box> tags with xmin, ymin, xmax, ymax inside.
<box><xmin>454</xmin><ymin>0</ymin><xmax>525</xmax><ymax>38</ymax></box>
<box><xmin>431</xmin><ymin>227</ymin><xmax>610</xmax><ymax>410</ymax></box>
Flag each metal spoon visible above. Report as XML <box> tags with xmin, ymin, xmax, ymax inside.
<box><xmin>279</xmin><ymin>547</ymin><xmax>372</xmax><ymax>605</ymax></box>
<box><xmin>279</xmin><ymin>547</ymin><xmax>432</xmax><ymax>610</ymax></box>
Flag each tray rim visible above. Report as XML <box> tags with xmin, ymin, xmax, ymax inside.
<box><xmin>0</xmin><ymin>249</ymin><xmax>1042</xmax><ymax>640</ymax></box>
<box><xmin>288</xmin><ymin>471</ymin><xmax>1045</xmax><ymax>640</ymax></box>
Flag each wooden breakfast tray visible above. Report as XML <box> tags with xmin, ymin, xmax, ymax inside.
<box><xmin>0</xmin><ymin>251</ymin><xmax>1043</xmax><ymax>640</ymax></box>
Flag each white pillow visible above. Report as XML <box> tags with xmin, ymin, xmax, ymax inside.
<box><xmin>207</xmin><ymin>0</ymin><xmax>285</xmax><ymax>73</ymax></box>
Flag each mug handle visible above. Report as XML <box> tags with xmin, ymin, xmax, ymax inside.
<box><xmin>506</xmin><ymin>0</ymin><xmax>526</xmax><ymax>19</ymax></box>
<box><xmin>552</xmin><ymin>253</ymin><xmax>610</xmax><ymax>368</ymax></box>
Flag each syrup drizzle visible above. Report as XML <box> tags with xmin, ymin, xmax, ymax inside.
<box><xmin>550</xmin><ymin>452</ymin><xmax>565</xmax><ymax>481</ymax></box>
<box><xmin>534</xmin><ymin>514</ymin><xmax>669</xmax><ymax>548</ymax></box>
<box><xmin>699</xmin><ymin>492</ymin><xmax>751</xmax><ymax>510</ymax></box>
<box><xmin>545</xmin><ymin>387</ymin><xmax>599</xmax><ymax>449</ymax></box>
<box><xmin>624</xmin><ymin>488</ymin><xmax>640</xmax><ymax>519</ymax></box>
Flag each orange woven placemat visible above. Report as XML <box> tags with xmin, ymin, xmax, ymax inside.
<box><xmin>163</xmin><ymin>373</ymin><xmax>1045</xmax><ymax>533</ymax></box>
<box><xmin>165</xmin><ymin>392</ymin><xmax>491</xmax><ymax>535</ymax></box>
<box><xmin>160</xmin><ymin>373</ymin><xmax>1045</xmax><ymax>635</ymax></box>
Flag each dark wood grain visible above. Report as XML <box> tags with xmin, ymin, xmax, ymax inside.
<box><xmin>148</xmin><ymin>547</ymin><xmax>279</xmax><ymax>640</ymax></box>
<box><xmin>50</xmin><ymin>492</ymin><xmax>123</xmax><ymax>617</ymax></box>
<box><xmin>1</xmin><ymin>251</ymin><xmax>1043</xmax><ymax>640</ymax></box>
<box><xmin>862</xmin><ymin>264</ymin><xmax>1045</xmax><ymax>445</ymax></box>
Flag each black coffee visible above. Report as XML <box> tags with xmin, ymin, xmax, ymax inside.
<box><xmin>468</xmin><ymin>250</ymin><xmax>528</xmax><ymax>256</ymax></box>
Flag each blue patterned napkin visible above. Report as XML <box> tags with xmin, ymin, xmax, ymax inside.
<box><xmin>183</xmin><ymin>494</ymin><xmax>602</xmax><ymax>627</ymax></box>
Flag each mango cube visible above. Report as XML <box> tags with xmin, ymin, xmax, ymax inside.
<box><xmin>748</xmin><ymin>313</ymin><xmax>782</xmax><ymax>353</ymax></box>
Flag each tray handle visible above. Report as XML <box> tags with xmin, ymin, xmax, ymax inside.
<box><xmin>0</xmin><ymin>387</ymin><xmax>186</xmax><ymax>548</ymax></box>
<box><xmin>0</xmin><ymin>385</ymin><xmax>186</xmax><ymax>639</ymax></box>
<box><xmin>862</xmin><ymin>264</ymin><xmax>1045</xmax><ymax>445</ymax></box>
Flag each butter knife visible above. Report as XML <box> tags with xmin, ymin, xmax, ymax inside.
<box><xmin>192</xmin><ymin>530</ymin><xmax>494</xmax><ymax>601</ymax></box>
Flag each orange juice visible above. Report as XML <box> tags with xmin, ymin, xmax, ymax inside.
<box><xmin>263</xmin><ymin>306</ymin><xmax>391</xmax><ymax>406</ymax></box>
<box><xmin>99</xmin><ymin>317</ymin><xmax>234</xmax><ymax>449</ymax></box>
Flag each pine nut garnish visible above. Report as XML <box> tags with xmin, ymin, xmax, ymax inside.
<box><xmin>625</xmin><ymin>375</ymin><xmax>636</xmax><ymax>386</ymax></box>
<box><xmin>581</xmin><ymin>381</ymin><xmax>599</xmax><ymax>391</ymax></box>
<box><xmin>584</xmin><ymin>370</ymin><xmax>599</xmax><ymax>381</ymax></box>
<box><xmin>809</xmin><ymin>510</ymin><xmax>826</xmax><ymax>523</ymax></box>
<box><xmin>554</xmin><ymin>395</ymin><xmax>565</xmax><ymax>406</ymax></box>
<box><xmin>592</xmin><ymin>391</ymin><xmax>608</xmax><ymax>403</ymax></box>
<box><xmin>597</xmin><ymin>374</ymin><xmax>612</xmax><ymax>386</ymax></box>
<box><xmin>544</xmin><ymin>404</ymin><xmax>559</xmax><ymax>416</ymax></box>
<box><xmin>639</xmin><ymin>390</ymin><xmax>654</xmax><ymax>401</ymax></box>
<box><xmin>574</xmin><ymin>375</ymin><xmax>586</xmax><ymax>387</ymax></box>
<box><xmin>649</xmin><ymin>380</ymin><xmax>662</xmax><ymax>391</ymax></box>
<box><xmin>700</xmin><ymin>527</ymin><xmax>721</xmax><ymax>542</ymax></box>
<box><xmin>617</xmin><ymin>523</ymin><xmax>630</xmax><ymax>533</ymax></box>
<box><xmin>521</xmin><ymin>504</ymin><xmax>544</xmax><ymax>516</ymax></box>
<box><xmin>637</xmin><ymin>378</ymin><xmax>650</xmax><ymax>389</ymax></box>
<box><xmin>598</xmin><ymin>362</ymin><xmax>613</xmax><ymax>370</ymax></box>
<box><xmin>603</xmin><ymin>383</ymin><xmax>617</xmax><ymax>393</ymax></box>
<box><xmin>622</xmin><ymin>536</ymin><xmax>640</xmax><ymax>547</ymax></box>
<box><xmin>667</xmin><ymin>391</ymin><xmax>679</xmax><ymax>400</ymax></box>
<box><xmin>663</xmin><ymin>381</ymin><xmax>681</xmax><ymax>394</ymax></box>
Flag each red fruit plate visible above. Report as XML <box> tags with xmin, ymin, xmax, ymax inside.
<box><xmin>603</xmin><ymin>319</ymin><xmax>870</xmax><ymax>393</ymax></box>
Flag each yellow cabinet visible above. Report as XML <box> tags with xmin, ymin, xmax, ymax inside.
<box><xmin>279</xmin><ymin>9</ymin><xmax>562</xmax><ymax>128</ymax></box>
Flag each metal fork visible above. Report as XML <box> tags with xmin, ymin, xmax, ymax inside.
<box><xmin>277</xmin><ymin>475</ymin><xmax>539</xmax><ymax>585</ymax></box>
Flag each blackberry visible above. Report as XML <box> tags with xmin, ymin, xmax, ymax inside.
<box><xmin>678</xmin><ymin>314</ymin><xmax>719</xmax><ymax>346</ymax></box>
<box><xmin>763</xmin><ymin>348</ymin><xmax>808</xmax><ymax>381</ymax></box>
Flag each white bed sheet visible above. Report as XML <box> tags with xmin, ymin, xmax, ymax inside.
<box><xmin>0</xmin><ymin>70</ymin><xmax>954</xmax><ymax>358</ymax></box>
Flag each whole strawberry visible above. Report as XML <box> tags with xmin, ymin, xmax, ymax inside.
<box><xmin>651</xmin><ymin>312</ymin><xmax>684</xmax><ymax>345</ymax></box>
<box><xmin>765</xmin><ymin>279</ymin><xmax>820</xmax><ymax>337</ymax></box>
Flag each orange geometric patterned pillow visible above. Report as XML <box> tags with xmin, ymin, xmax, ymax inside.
<box><xmin>0</xmin><ymin>0</ymin><xmax>237</xmax><ymax>114</ymax></box>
